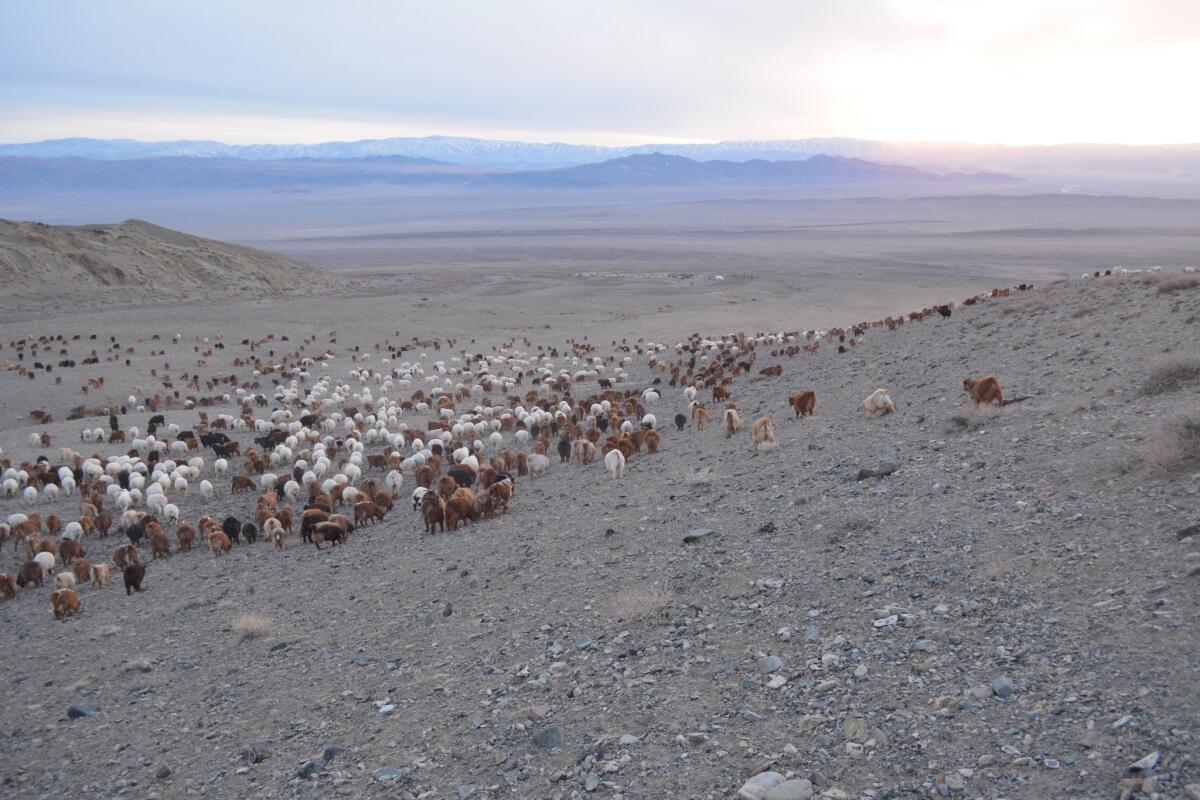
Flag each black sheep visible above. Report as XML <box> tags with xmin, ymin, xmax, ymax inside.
<box><xmin>222</xmin><ymin>516</ymin><xmax>242</xmax><ymax>544</ymax></box>
<box><xmin>124</xmin><ymin>563</ymin><xmax>145</xmax><ymax>595</ymax></box>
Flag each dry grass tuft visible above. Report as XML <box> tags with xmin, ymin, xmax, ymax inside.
<box><xmin>1143</xmin><ymin>411</ymin><xmax>1200</xmax><ymax>475</ymax></box>
<box><xmin>1138</xmin><ymin>355</ymin><xmax>1200</xmax><ymax>396</ymax></box>
<box><xmin>1141</xmin><ymin>272</ymin><xmax>1200</xmax><ymax>294</ymax></box>
<box><xmin>946</xmin><ymin>402</ymin><xmax>1002</xmax><ymax>432</ymax></box>
<box><xmin>233</xmin><ymin>613</ymin><xmax>273</xmax><ymax>641</ymax></box>
<box><xmin>600</xmin><ymin>583</ymin><xmax>673</xmax><ymax>622</ymax></box>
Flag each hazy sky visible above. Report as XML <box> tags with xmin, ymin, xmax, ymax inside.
<box><xmin>3</xmin><ymin>0</ymin><xmax>1198</xmax><ymax>145</ymax></box>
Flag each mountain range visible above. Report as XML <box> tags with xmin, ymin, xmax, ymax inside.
<box><xmin>3</xmin><ymin>135</ymin><xmax>1200</xmax><ymax>176</ymax></box>
<box><xmin>0</xmin><ymin>152</ymin><xmax>1011</xmax><ymax>193</ymax></box>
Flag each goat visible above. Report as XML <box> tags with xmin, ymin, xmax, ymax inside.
<box><xmin>123</xmin><ymin>563</ymin><xmax>146</xmax><ymax>594</ymax></box>
<box><xmin>788</xmin><ymin>391</ymin><xmax>816</xmax><ymax>418</ymax></box>
<box><xmin>723</xmin><ymin>405</ymin><xmax>742</xmax><ymax>438</ymax></box>
<box><xmin>91</xmin><ymin>563</ymin><xmax>112</xmax><ymax>587</ymax></box>
<box><xmin>604</xmin><ymin>448</ymin><xmax>626</xmax><ymax>480</ymax></box>
<box><xmin>51</xmin><ymin>588</ymin><xmax>81</xmax><ymax>619</ymax></box>
<box><xmin>751</xmin><ymin>417</ymin><xmax>777</xmax><ymax>453</ymax></box>
<box><xmin>963</xmin><ymin>376</ymin><xmax>1004</xmax><ymax>406</ymax></box>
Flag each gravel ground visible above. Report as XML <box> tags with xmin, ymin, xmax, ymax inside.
<box><xmin>0</xmin><ymin>271</ymin><xmax>1198</xmax><ymax>800</ymax></box>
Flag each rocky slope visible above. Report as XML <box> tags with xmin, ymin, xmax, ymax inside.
<box><xmin>0</xmin><ymin>272</ymin><xmax>1197</xmax><ymax>800</ymax></box>
<box><xmin>0</xmin><ymin>218</ymin><xmax>340</xmax><ymax>292</ymax></box>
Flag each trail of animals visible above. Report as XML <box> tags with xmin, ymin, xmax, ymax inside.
<box><xmin>1</xmin><ymin>285</ymin><xmax>1024</xmax><ymax>623</ymax></box>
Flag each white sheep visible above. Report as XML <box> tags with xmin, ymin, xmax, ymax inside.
<box><xmin>34</xmin><ymin>551</ymin><xmax>56</xmax><ymax>574</ymax></box>
<box><xmin>55</xmin><ymin>572</ymin><xmax>77</xmax><ymax>591</ymax></box>
<box><xmin>528</xmin><ymin>453</ymin><xmax>550</xmax><ymax>478</ymax></box>
<box><xmin>605</xmin><ymin>448</ymin><xmax>626</xmax><ymax>480</ymax></box>
<box><xmin>23</xmin><ymin>486</ymin><xmax>38</xmax><ymax>505</ymax></box>
<box><xmin>163</xmin><ymin>504</ymin><xmax>180</xmax><ymax>525</ymax></box>
<box><xmin>214</xmin><ymin>458</ymin><xmax>229</xmax><ymax>477</ymax></box>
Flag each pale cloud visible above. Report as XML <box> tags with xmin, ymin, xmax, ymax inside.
<box><xmin>1</xmin><ymin>0</ymin><xmax>1197</xmax><ymax>145</ymax></box>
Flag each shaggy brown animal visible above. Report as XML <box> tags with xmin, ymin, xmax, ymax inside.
<box><xmin>208</xmin><ymin>531</ymin><xmax>232</xmax><ymax>556</ymax></box>
<box><xmin>436</xmin><ymin>474</ymin><xmax>459</xmax><ymax>500</ymax></box>
<box><xmin>487</xmin><ymin>481</ymin><xmax>513</xmax><ymax>515</ymax></box>
<box><xmin>644</xmin><ymin>429</ymin><xmax>661</xmax><ymax>453</ymax></box>
<box><xmin>123</xmin><ymin>563</ymin><xmax>145</xmax><ymax>594</ymax></box>
<box><xmin>963</xmin><ymin>376</ymin><xmax>1004</xmax><ymax>406</ymax></box>
<box><xmin>692</xmin><ymin>404</ymin><xmax>709</xmax><ymax>431</ymax></box>
<box><xmin>231</xmin><ymin>475</ymin><xmax>254</xmax><ymax>493</ymax></box>
<box><xmin>60</xmin><ymin>539</ymin><xmax>85</xmax><ymax>564</ymax></box>
<box><xmin>353</xmin><ymin>500</ymin><xmax>385</xmax><ymax>526</ymax></box>
<box><xmin>421</xmin><ymin>492</ymin><xmax>446</xmax><ymax>534</ymax></box>
<box><xmin>176</xmin><ymin>522</ymin><xmax>195</xmax><ymax>551</ymax></box>
<box><xmin>789</xmin><ymin>391</ymin><xmax>816</xmax><ymax>418</ymax></box>
<box><xmin>444</xmin><ymin>488</ymin><xmax>478</xmax><ymax>531</ymax></box>
<box><xmin>17</xmin><ymin>561</ymin><xmax>43</xmax><ymax>588</ymax></box>
<box><xmin>275</xmin><ymin>506</ymin><xmax>294</xmax><ymax>533</ymax></box>
<box><xmin>91</xmin><ymin>563</ymin><xmax>111</xmax><ymax>588</ymax></box>
<box><xmin>723</xmin><ymin>405</ymin><xmax>742</xmax><ymax>439</ymax></box>
<box><xmin>147</xmin><ymin>521</ymin><xmax>171</xmax><ymax>559</ymax></box>
<box><xmin>72</xmin><ymin>557</ymin><xmax>91</xmax><ymax>585</ymax></box>
<box><xmin>51</xmin><ymin>588</ymin><xmax>80</xmax><ymax>619</ymax></box>
<box><xmin>311</xmin><ymin>521</ymin><xmax>345</xmax><ymax>549</ymax></box>
<box><xmin>751</xmin><ymin>417</ymin><xmax>777</xmax><ymax>453</ymax></box>
<box><xmin>300</xmin><ymin>508</ymin><xmax>329</xmax><ymax>542</ymax></box>
<box><xmin>0</xmin><ymin>572</ymin><xmax>17</xmax><ymax>598</ymax></box>
<box><xmin>113</xmin><ymin>543</ymin><xmax>140</xmax><ymax>569</ymax></box>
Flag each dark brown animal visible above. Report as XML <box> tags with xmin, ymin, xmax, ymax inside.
<box><xmin>789</xmin><ymin>391</ymin><xmax>816</xmax><ymax>418</ymax></box>
<box><xmin>123</xmin><ymin>563</ymin><xmax>145</xmax><ymax>594</ymax></box>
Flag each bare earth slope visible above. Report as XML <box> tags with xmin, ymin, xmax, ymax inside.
<box><xmin>0</xmin><ymin>218</ymin><xmax>340</xmax><ymax>292</ymax></box>
<box><xmin>0</xmin><ymin>273</ymin><xmax>1197</xmax><ymax>800</ymax></box>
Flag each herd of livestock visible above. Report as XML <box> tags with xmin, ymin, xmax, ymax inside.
<box><xmin>0</xmin><ymin>283</ymin><xmax>1030</xmax><ymax>622</ymax></box>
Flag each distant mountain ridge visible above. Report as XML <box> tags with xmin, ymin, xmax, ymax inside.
<box><xmin>2</xmin><ymin>135</ymin><xmax>1199</xmax><ymax>175</ymax></box>
<box><xmin>0</xmin><ymin>152</ymin><xmax>1011</xmax><ymax>193</ymax></box>
<box><xmin>487</xmin><ymin>153</ymin><xmax>1014</xmax><ymax>188</ymax></box>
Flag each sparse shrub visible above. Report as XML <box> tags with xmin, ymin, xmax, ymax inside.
<box><xmin>946</xmin><ymin>402</ymin><xmax>1001</xmax><ymax>432</ymax></box>
<box><xmin>1143</xmin><ymin>411</ymin><xmax>1200</xmax><ymax>475</ymax></box>
<box><xmin>601</xmin><ymin>583</ymin><xmax>673</xmax><ymax>621</ymax></box>
<box><xmin>1138</xmin><ymin>355</ymin><xmax>1200</xmax><ymax>396</ymax></box>
<box><xmin>233</xmin><ymin>613</ymin><xmax>273</xmax><ymax>641</ymax></box>
<box><xmin>1142</xmin><ymin>273</ymin><xmax>1200</xmax><ymax>294</ymax></box>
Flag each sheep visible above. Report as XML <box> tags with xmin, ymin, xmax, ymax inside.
<box><xmin>51</xmin><ymin>588</ymin><xmax>81</xmax><ymax>620</ymax></box>
<box><xmin>528</xmin><ymin>453</ymin><xmax>550</xmax><ymax>478</ymax></box>
<box><xmin>91</xmin><ymin>563</ymin><xmax>112</xmax><ymax>587</ymax></box>
<box><xmin>200</xmin><ymin>479</ymin><xmax>214</xmax><ymax>499</ymax></box>
<box><xmin>863</xmin><ymin>388</ymin><xmax>896</xmax><ymax>417</ymax></box>
<box><xmin>723</xmin><ymin>406</ymin><xmax>742</xmax><ymax>438</ymax></box>
<box><xmin>963</xmin><ymin>376</ymin><xmax>1003</xmax><ymax>406</ymax></box>
<box><xmin>34</xmin><ymin>551</ymin><xmax>56</xmax><ymax>576</ymax></box>
<box><xmin>55</xmin><ymin>571</ymin><xmax>77</xmax><ymax>591</ymax></box>
<box><xmin>605</xmin><ymin>448</ymin><xmax>626</xmax><ymax>480</ymax></box>
<box><xmin>751</xmin><ymin>417</ymin><xmax>777</xmax><ymax>453</ymax></box>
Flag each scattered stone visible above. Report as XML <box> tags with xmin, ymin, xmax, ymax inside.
<box><xmin>242</xmin><ymin>741</ymin><xmax>271</xmax><ymax>764</ymax></box>
<box><xmin>66</xmin><ymin>705</ymin><xmax>98</xmax><ymax>719</ymax></box>
<box><xmin>764</xmin><ymin>778</ymin><xmax>814</xmax><ymax>800</ymax></box>
<box><xmin>154</xmin><ymin>765</ymin><xmax>171</xmax><ymax>780</ymax></box>
<box><xmin>683</xmin><ymin>528</ymin><xmax>716</xmax><ymax>543</ymax></box>
<box><xmin>372</xmin><ymin>767</ymin><xmax>403</xmax><ymax>783</ymax></box>
<box><xmin>322</xmin><ymin>746</ymin><xmax>346</xmax><ymax>764</ymax></box>
<box><xmin>618</xmin><ymin>734</ymin><xmax>639</xmax><ymax>745</ymax></box>
<box><xmin>532</xmin><ymin>726</ymin><xmax>564</xmax><ymax>750</ymax></box>
<box><xmin>584</xmin><ymin>772</ymin><xmax>600</xmax><ymax>791</ymax></box>
<box><xmin>767</xmin><ymin>675</ymin><xmax>788</xmax><ymax>689</ymax></box>
<box><xmin>296</xmin><ymin>761</ymin><xmax>321</xmax><ymax>780</ymax></box>
<box><xmin>1124</xmin><ymin>751</ymin><xmax>1160</xmax><ymax>775</ymax></box>
<box><xmin>737</xmin><ymin>771</ymin><xmax>785</xmax><ymax>800</ymax></box>
<box><xmin>990</xmin><ymin>676</ymin><xmax>1015</xmax><ymax>698</ymax></box>
<box><xmin>760</xmin><ymin>655</ymin><xmax>784</xmax><ymax>673</ymax></box>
